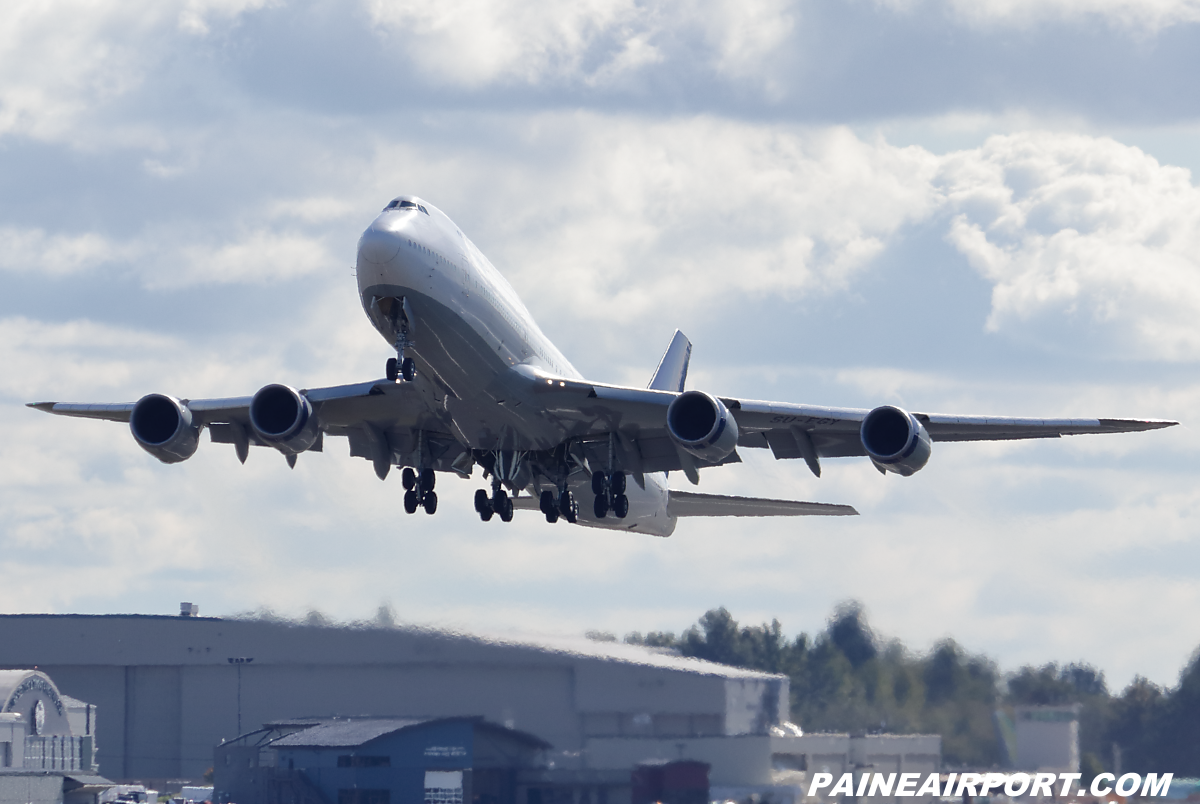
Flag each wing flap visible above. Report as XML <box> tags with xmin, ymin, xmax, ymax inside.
<box><xmin>668</xmin><ymin>490</ymin><xmax>858</xmax><ymax>518</ymax></box>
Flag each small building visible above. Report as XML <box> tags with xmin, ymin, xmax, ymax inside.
<box><xmin>215</xmin><ymin>717</ymin><xmax>549</xmax><ymax>804</ymax></box>
<box><xmin>0</xmin><ymin>670</ymin><xmax>112</xmax><ymax>804</ymax></box>
<box><xmin>1015</xmin><ymin>704</ymin><xmax>1080</xmax><ymax>773</ymax></box>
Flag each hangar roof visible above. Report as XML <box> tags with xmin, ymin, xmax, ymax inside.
<box><xmin>263</xmin><ymin>716</ymin><xmax>552</xmax><ymax>750</ymax></box>
<box><xmin>0</xmin><ymin>614</ymin><xmax>782</xmax><ymax>681</ymax></box>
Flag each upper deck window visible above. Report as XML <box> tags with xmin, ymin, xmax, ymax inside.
<box><xmin>384</xmin><ymin>199</ymin><xmax>429</xmax><ymax>215</ymax></box>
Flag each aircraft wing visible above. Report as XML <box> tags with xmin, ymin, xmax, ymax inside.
<box><xmin>516</xmin><ymin>365</ymin><xmax>1176</xmax><ymax>479</ymax></box>
<box><xmin>28</xmin><ymin>379</ymin><xmax>465</xmax><ymax>478</ymax></box>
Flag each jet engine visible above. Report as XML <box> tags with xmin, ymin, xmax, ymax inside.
<box><xmin>130</xmin><ymin>394</ymin><xmax>200</xmax><ymax>464</ymax></box>
<box><xmin>666</xmin><ymin>390</ymin><xmax>739</xmax><ymax>463</ymax></box>
<box><xmin>249</xmin><ymin>384</ymin><xmax>320</xmax><ymax>454</ymax></box>
<box><xmin>860</xmin><ymin>405</ymin><xmax>932</xmax><ymax>476</ymax></box>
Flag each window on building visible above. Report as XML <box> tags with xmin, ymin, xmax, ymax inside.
<box><xmin>338</xmin><ymin>790</ymin><xmax>390</xmax><ymax>804</ymax></box>
<box><xmin>337</xmin><ymin>756</ymin><xmax>391</xmax><ymax>768</ymax></box>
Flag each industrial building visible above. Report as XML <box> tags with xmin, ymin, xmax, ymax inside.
<box><xmin>0</xmin><ymin>613</ymin><xmax>940</xmax><ymax>799</ymax></box>
<box><xmin>0</xmin><ymin>669</ymin><xmax>110</xmax><ymax>804</ymax></box>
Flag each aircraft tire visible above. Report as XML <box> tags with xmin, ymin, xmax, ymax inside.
<box><xmin>611</xmin><ymin>471</ymin><xmax>626</xmax><ymax>495</ymax></box>
<box><xmin>499</xmin><ymin>498</ymin><xmax>514</xmax><ymax>522</ymax></box>
<box><xmin>593</xmin><ymin>494</ymin><xmax>608</xmax><ymax>519</ymax></box>
<box><xmin>401</xmin><ymin>357</ymin><xmax>416</xmax><ymax>381</ymax></box>
<box><xmin>591</xmin><ymin>470</ymin><xmax>607</xmax><ymax>496</ymax></box>
<box><xmin>423</xmin><ymin>490</ymin><xmax>438</xmax><ymax>515</ymax></box>
<box><xmin>420</xmin><ymin>467</ymin><xmax>435</xmax><ymax>492</ymax></box>
<box><xmin>474</xmin><ymin>489</ymin><xmax>490</xmax><ymax>512</ymax></box>
<box><xmin>402</xmin><ymin>467</ymin><xmax>417</xmax><ymax>490</ymax></box>
<box><xmin>479</xmin><ymin>506</ymin><xmax>494</xmax><ymax>522</ymax></box>
<box><xmin>613</xmin><ymin>493</ymin><xmax>629</xmax><ymax>519</ymax></box>
<box><xmin>545</xmin><ymin>508</ymin><xmax>559</xmax><ymax>524</ymax></box>
<box><xmin>386</xmin><ymin>357</ymin><xmax>398</xmax><ymax>382</ymax></box>
<box><xmin>539</xmin><ymin>490</ymin><xmax>555</xmax><ymax>515</ymax></box>
<box><xmin>403</xmin><ymin>489</ymin><xmax>419</xmax><ymax>514</ymax></box>
<box><xmin>560</xmin><ymin>491</ymin><xmax>578</xmax><ymax>524</ymax></box>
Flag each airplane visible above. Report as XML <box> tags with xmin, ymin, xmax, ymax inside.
<box><xmin>29</xmin><ymin>195</ymin><xmax>1178</xmax><ymax>537</ymax></box>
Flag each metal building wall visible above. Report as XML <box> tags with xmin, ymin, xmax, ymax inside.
<box><xmin>0</xmin><ymin>615</ymin><xmax>784</xmax><ymax>783</ymax></box>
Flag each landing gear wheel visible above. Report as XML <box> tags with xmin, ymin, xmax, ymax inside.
<box><xmin>499</xmin><ymin>497</ymin><xmax>514</xmax><ymax>522</ymax></box>
<box><xmin>403</xmin><ymin>489</ymin><xmax>419</xmax><ymax>514</ymax></box>
<box><xmin>591</xmin><ymin>470</ymin><xmax>607</xmax><ymax>496</ymax></box>
<box><xmin>386</xmin><ymin>357</ymin><xmax>398</xmax><ymax>382</ymax></box>
<box><xmin>419</xmin><ymin>468</ymin><xmax>435</xmax><ymax>493</ymax></box>
<box><xmin>476</xmin><ymin>488</ymin><xmax>496</xmax><ymax>522</ymax></box>
<box><xmin>593</xmin><ymin>494</ymin><xmax>609</xmax><ymax>519</ymax></box>
<box><xmin>559</xmin><ymin>490</ymin><xmax>578</xmax><ymax>524</ymax></box>
<box><xmin>401</xmin><ymin>357</ymin><xmax>416</xmax><ymax>381</ymax></box>
<box><xmin>402</xmin><ymin>467</ymin><xmax>417</xmax><ymax>490</ymax></box>
<box><xmin>613</xmin><ymin>493</ymin><xmax>629</xmax><ymax>519</ymax></box>
<box><xmin>423</xmin><ymin>490</ymin><xmax>438</xmax><ymax>514</ymax></box>
<box><xmin>610</xmin><ymin>471</ymin><xmax>626</xmax><ymax>495</ymax></box>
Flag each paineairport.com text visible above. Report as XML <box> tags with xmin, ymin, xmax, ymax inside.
<box><xmin>806</xmin><ymin>772</ymin><xmax>1173</xmax><ymax>798</ymax></box>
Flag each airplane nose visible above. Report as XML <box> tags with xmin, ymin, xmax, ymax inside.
<box><xmin>358</xmin><ymin>227</ymin><xmax>400</xmax><ymax>264</ymax></box>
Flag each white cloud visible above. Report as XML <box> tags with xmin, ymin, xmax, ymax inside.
<box><xmin>0</xmin><ymin>227</ymin><xmax>133</xmax><ymax>276</ymax></box>
<box><xmin>939</xmin><ymin>132</ymin><xmax>1200</xmax><ymax>360</ymax></box>
<box><xmin>174</xmin><ymin>229</ymin><xmax>340</xmax><ymax>288</ymax></box>
<box><xmin>878</xmin><ymin>0</ymin><xmax>1200</xmax><ymax>32</ymax></box>
<box><xmin>363</xmin><ymin>0</ymin><xmax>795</xmax><ymax>87</ymax></box>
<box><xmin>364</xmin><ymin>0</ymin><xmax>646</xmax><ymax>87</ymax></box>
<box><xmin>178</xmin><ymin>0</ymin><xmax>279</xmax><ymax>35</ymax></box>
<box><xmin>0</xmin><ymin>0</ymin><xmax>165</xmax><ymax>140</ymax></box>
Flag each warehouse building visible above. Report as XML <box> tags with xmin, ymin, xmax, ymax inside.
<box><xmin>0</xmin><ymin>613</ymin><xmax>939</xmax><ymax>798</ymax></box>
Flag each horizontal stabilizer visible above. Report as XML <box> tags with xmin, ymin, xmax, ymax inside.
<box><xmin>669</xmin><ymin>490</ymin><xmax>857</xmax><ymax>518</ymax></box>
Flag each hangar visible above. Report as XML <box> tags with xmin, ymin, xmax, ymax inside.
<box><xmin>0</xmin><ymin>614</ymin><xmax>939</xmax><ymax>796</ymax></box>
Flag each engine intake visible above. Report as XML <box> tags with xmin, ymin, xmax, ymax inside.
<box><xmin>130</xmin><ymin>394</ymin><xmax>199</xmax><ymax>464</ymax></box>
<box><xmin>666</xmin><ymin>391</ymin><xmax>739</xmax><ymax>463</ymax></box>
<box><xmin>249</xmin><ymin>384</ymin><xmax>320</xmax><ymax>454</ymax></box>
<box><xmin>860</xmin><ymin>405</ymin><xmax>932</xmax><ymax>476</ymax></box>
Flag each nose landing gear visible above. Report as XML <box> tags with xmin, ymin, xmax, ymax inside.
<box><xmin>385</xmin><ymin>357</ymin><xmax>416</xmax><ymax>383</ymax></box>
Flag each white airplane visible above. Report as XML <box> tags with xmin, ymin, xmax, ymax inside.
<box><xmin>29</xmin><ymin>196</ymin><xmax>1177</xmax><ymax>536</ymax></box>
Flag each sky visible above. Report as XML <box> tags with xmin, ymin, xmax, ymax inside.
<box><xmin>2</xmin><ymin>0</ymin><xmax>1199</xmax><ymax>694</ymax></box>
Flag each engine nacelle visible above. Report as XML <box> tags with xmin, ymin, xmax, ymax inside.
<box><xmin>130</xmin><ymin>394</ymin><xmax>200</xmax><ymax>464</ymax></box>
<box><xmin>249</xmin><ymin>384</ymin><xmax>320</xmax><ymax>454</ymax></box>
<box><xmin>860</xmin><ymin>405</ymin><xmax>932</xmax><ymax>476</ymax></box>
<box><xmin>666</xmin><ymin>390</ymin><xmax>740</xmax><ymax>463</ymax></box>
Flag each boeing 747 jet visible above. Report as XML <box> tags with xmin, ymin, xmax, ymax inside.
<box><xmin>29</xmin><ymin>196</ymin><xmax>1178</xmax><ymax>536</ymax></box>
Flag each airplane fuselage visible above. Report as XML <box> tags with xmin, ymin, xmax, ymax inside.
<box><xmin>356</xmin><ymin>196</ymin><xmax>677</xmax><ymax>535</ymax></box>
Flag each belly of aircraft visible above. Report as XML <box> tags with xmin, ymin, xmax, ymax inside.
<box><xmin>360</xmin><ymin>281</ymin><xmax>576</xmax><ymax>452</ymax></box>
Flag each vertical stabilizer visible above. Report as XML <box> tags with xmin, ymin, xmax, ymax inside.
<box><xmin>648</xmin><ymin>330</ymin><xmax>692</xmax><ymax>392</ymax></box>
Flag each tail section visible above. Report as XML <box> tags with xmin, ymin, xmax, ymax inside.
<box><xmin>648</xmin><ymin>329</ymin><xmax>692</xmax><ymax>392</ymax></box>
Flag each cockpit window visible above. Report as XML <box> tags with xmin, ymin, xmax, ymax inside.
<box><xmin>384</xmin><ymin>199</ymin><xmax>430</xmax><ymax>215</ymax></box>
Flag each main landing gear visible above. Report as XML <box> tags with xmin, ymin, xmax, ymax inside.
<box><xmin>539</xmin><ymin>488</ymin><xmax>578</xmax><ymax>524</ymax></box>
<box><xmin>402</xmin><ymin>466</ymin><xmax>437</xmax><ymax>514</ymax></box>
<box><xmin>385</xmin><ymin>356</ymin><xmax>416</xmax><ymax>382</ymax></box>
<box><xmin>592</xmin><ymin>470</ymin><xmax>629</xmax><ymax>519</ymax></box>
<box><xmin>475</xmin><ymin>481</ymin><xmax>518</xmax><ymax>523</ymax></box>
